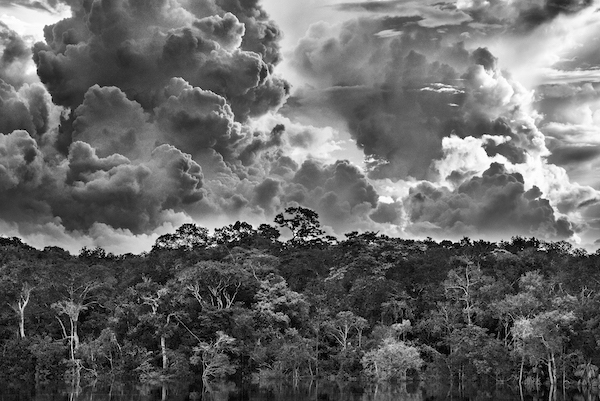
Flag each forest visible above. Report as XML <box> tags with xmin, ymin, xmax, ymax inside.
<box><xmin>0</xmin><ymin>206</ymin><xmax>599</xmax><ymax>392</ymax></box>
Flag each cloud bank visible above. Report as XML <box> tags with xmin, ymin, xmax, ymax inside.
<box><xmin>0</xmin><ymin>0</ymin><xmax>599</xmax><ymax>252</ymax></box>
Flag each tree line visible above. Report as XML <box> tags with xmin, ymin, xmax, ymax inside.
<box><xmin>0</xmin><ymin>207</ymin><xmax>599</xmax><ymax>392</ymax></box>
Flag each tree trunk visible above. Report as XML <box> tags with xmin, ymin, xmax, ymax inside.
<box><xmin>18</xmin><ymin>309</ymin><xmax>26</xmax><ymax>339</ymax></box>
<box><xmin>547</xmin><ymin>353</ymin><xmax>556</xmax><ymax>388</ymax></box>
<box><xmin>69</xmin><ymin>318</ymin><xmax>76</xmax><ymax>362</ymax></box>
<box><xmin>519</xmin><ymin>354</ymin><xmax>524</xmax><ymax>389</ymax></box>
<box><xmin>161</xmin><ymin>335</ymin><xmax>168</xmax><ymax>371</ymax></box>
<box><xmin>13</xmin><ymin>287</ymin><xmax>31</xmax><ymax>339</ymax></box>
<box><xmin>315</xmin><ymin>328</ymin><xmax>319</xmax><ymax>377</ymax></box>
<box><xmin>551</xmin><ymin>352</ymin><xmax>557</xmax><ymax>388</ymax></box>
<box><xmin>73</xmin><ymin>319</ymin><xmax>79</xmax><ymax>350</ymax></box>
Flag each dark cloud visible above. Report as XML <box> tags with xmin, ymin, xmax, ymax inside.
<box><xmin>0</xmin><ymin>121</ymin><xmax>205</xmax><ymax>236</ymax></box>
<box><xmin>405</xmin><ymin>163</ymin><xmax>574</xmax><ymax>239</ymax></box>
<box><xmin>0</xmin><ymin>130</ymin><xmax>45</xmax><ymax>191</ymax></box>
<box><xmin>370</xmin><ymin>202</ymin><xmax>403</xmax><ymax>225</ymax></box>
<box><xmin>0</xmin><ymin>0</ymin><xmax>594</xmax><ymax>251</ymax></box>
<box><xmin>458</xmin><ymin>0</ymin><xmax>594</xmax><ymax>32</ymax></box>
<box><xmin>33</xmin><ymin>0</ymin><xmax>288</xmax><ymax>122</ymax></box>
<box><xmin>155</xmin><ymin>80</ymin><xmax>244</xmax><ymax>158</ymax></box>
<box><xmin>253</xmin><ymin>177</ymin><xmax>281</xmax><ymax>213</ymax></box>
<box><xmin>193</xmin><ymin>12</ymin><xmax>246</xmax><ymax>51</ymax></box>
<box><xmin>335</xmin><ymin>1</ymin><xmax>406</xmax><ymax>13</ymax></box>
<box><xmin>72</xmin><ymin>85</ymin><xmax>153</xmax><ymax>159</ymax></box>
<box><xmin>0</xmin><ymin>22</ymin><xmax>28</xmax><ymax>63</ymax></box>
<box><xmin>516</xmin><ymin>0</ymin><xmax>593</xmax><ymax>31</ymax></box>
<box><xmin>52</xmin><ymin>141</ymin><xmax>204</xmax><ymax>233</ymax></box>
<box><xmin>0</xmin><ymin>80</ymin><xmax>52</xmax><ymax>138</ymax></box>
<box><xmin>213</xmin><ymin>0</ymin><xmax>283</xmax><ymax>65</ymax></box>
<box><xmin>0</xmin><ymin>81</ymin><xmax>36</xmax><ymax>135</ymax></box>
<box><xmin>269</xmin><ymin>154</ymin><xmax>298</xmax><ymax>178</ymax></box>
<box><xmin>289</xmin><ymin>19</ymin><xmax>532</xmax><ymax>180</ymax></box>
<box><xmin>284</xmin><ymin>159</ymin><xmax>379</xmax><ymax>231</ymax></box>
<box><xmin>547</xmin><ymin>145</ymin><xmax>600</xmax><ymax>166</ymax></box>
<box><xmin>333</xmin><ymin>1</ymin><xmax>471</xmax><ymax>28</ymax></box>
<box><xmin>471</xmin><ymin>47</ymin><xmax>497</xmax><ymax>72</ymax></box>
<box><xmin>239</xmin><ymin>124</ymin><xmax>284</xmax><ymax>166</ymax></box>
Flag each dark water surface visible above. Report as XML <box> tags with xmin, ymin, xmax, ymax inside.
<box><xmin>1</xmin><ymin>380</ymin><xmax>599</xmax><ymax>401</ymax></box>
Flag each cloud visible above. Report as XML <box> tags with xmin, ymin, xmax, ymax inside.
<box><xmin>334</xmin><ymin>1</ymin><xmax>472</xmax><ymax>28</ymax></box>
<box><xmin>0</xmin><ymin>130</ymin><xmax>45</xmax><ymax>191</ymax></box>
<box><xmin>289</xmin><ymin>17</ymin><xmax>541</xmax><ymax>180</ymax></box>
<box><xmin>284</xmin><ymin>5</ymin><xmax>600</xmax><ymax>245</ymax></box>
<box><xmin>54</xmin><ymin>141</ymin><xmax>204</xmax><ymax>234</ymax></box>
<box><xmin>72</xmin><ymin>85</ymin><xmax>155</xmax><ymax>160</ymax></box>
<box><xmin>0</xmin><ymin>124</ymin><xmax>205</xmax><ymax>237</ymax></box>
<box><xmin>370</xmin><ymin>201</ymin><xmax>404</xmax><ymax>225</ymax></box>
<box><xmin>547</xmin><ymin>145</ymin><xmax>600</xmax><ymax>166</ymax></box>
<box><xmin>156</xmin><ymin>79</ymin><xmax>244</xmax><ymax>158</ymax></box>
<box><xmin>1</xmin><ymin>0</ymin><xmax>61</xmax><ymax>13</ymax></box>
<box><xmin>0</xmin><ymin>21</ymin><xmax>37</xmax><ymax>87</ymax></box>
<box><xmin>0</xmin><ymin>217</ymin><xmax>189</xmax><ymax>255</ymax></box>
<box><xmin>1</xmin><ymin>0</ymin><xmax>600</xmax><ymax>253</ymax></box>
<box><xmin>405</xmin><ymin>162</ymin><xmax>575</xmax><ymax>240</ymax></box>
<box><xmin>456</xmin><ymin>0</ymin><xmax>594</xmax><ymax>31</ymax></box>
<box><xmin>283</xmin><ymin>159</ymin><xmax>380</xmax><ymax>232</ymax></box>
<box><xmin>33</xmin><ymin>0</ymin><xmax>288</xmax><ymax>119</ymax></box>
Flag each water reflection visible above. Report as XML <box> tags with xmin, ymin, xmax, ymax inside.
<box><xmin>0</xmin><ymin>380</ymin><xmax>599</xmax><ymax>401</ymax></box>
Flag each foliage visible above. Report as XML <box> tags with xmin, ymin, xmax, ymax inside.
<box><xmin>274</xmin><ymin>206</ymin><xmax>325</xmax><ymax>246</ymax></box>
<box><xmin>190</xmin><ymin>331</ymin><xmax>238</xmax><ymax>381</ymax></box>
<box><xmin>361</xmin><ymin>338</ymin><xmax>423</xmax><ymax>382</ymax></box>
<box><xmin>0</xmin><ymin>215</ymin><xmax>599</xmax><ymax>390</ymax></box>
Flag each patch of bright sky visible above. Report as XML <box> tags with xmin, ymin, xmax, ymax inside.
<box><xmin>0</xmin><ymin>3</ymin><xmax>70</xmax><ymax>41</ymax></box>
<box><xmin>483</xmin><ymin>3</ymin><xmax>600</xmax><ymax>90</ymax></box>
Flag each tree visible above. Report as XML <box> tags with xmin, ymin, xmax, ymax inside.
<box><xmin>274</xmin><ymin>206</ymin><xmax>324</xmax><ymax>246</ymax></box>
<box><xmin>115</xmin><ymin>276</ymin><xmax>181</xmax><ymax>377</ymax></box>
<box><xmin>327</xmin><ymin>311</ymin><xmax>368</xmax><ymax>351</ymax></box>
<box><xmin>175</xmin><ymin>261</ymin><xmax>254</xmax><ymax>310</ymax></box>
<box><xmin>51</xmin><ymin>262</ymin><xmax>115</xmax><ymax>364</ymax></box>
<box><xmin>361</xmin><ymin>338</ymin><xmax>423</xmax><ymax>381</ymax></box>
<box><xmin>254</xmin><ymin>274</ymin><xmax>309</xmax><ymax>330</ymax></box>
<box><xmin>443</xmin><ymin>257</ymin><xmax>491</xmax><ymax>326</ymax></box>
<box><xmin>152</xmin><ymin>223</ymin><xmax>209</xmax><ymax>251</ymax></box>
<box><xmin>190</xmin><ymin>331</ymin><xmax>237</xmax><ymax>382</ymax></box>
<box><xmin>512</xmin><ymin>310</ymin><xmax>576</xmax><ymax>388</ymax></box>
<box><xmin>0</xmin><ymin>261</ymin><xmax>45</xmax><ymax>339</ymax></box>
<box><xmin>499</xmin><ymin>270</ymin><xmax>580</xmax><ymax>388</ymax></box>
<box><xmin>212</xmin><ymin>221</ymin><xmax>256</xmax><ymax>247</ymax></box>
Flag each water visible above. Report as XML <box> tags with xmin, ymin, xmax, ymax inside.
<box><xmin>0</xmin><ymin>380</ymin><xmax>598</xmax><ymax>401</ymax></box>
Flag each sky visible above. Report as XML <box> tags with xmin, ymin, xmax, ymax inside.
<box><xmin>1</xmin><ymin>0</ymin><xmax>600</xmax><ymax>254</ymax></box>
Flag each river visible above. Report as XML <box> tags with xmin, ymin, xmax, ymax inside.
<box><xmin>1</xmin><ymin>380</ymin><xmax>598</xmax><ymax>401</ymax></box>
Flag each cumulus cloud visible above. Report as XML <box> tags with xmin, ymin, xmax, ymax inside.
<box><xmin>2</xmin><ymin>0</ymin><xmax>600</xmax><ymax>252</ymax></box>
<box><xmin>405</xmin><ymin>163</ymin><xmax>574</xmax><ymax>240</ymax></box>
<box><xmin>50</xmin><ymin>140</ymin><xmax>204</xmax><ymax>234</ymax></box>
<box><xmin>288</xmin><ymin>17</ymin><xmax>543</xmax><ymax>181</ymax></box>
<box><xmin>283</xmin><ymin>159</ymin><xmax>380</xmax><ymax>232</ymax></box>
<box><xmin>0</xmin><ymin>21</ymin><xmax>38</xmax><ymax>87</ymax></box>
<box><xmin>282</xmin><ymin>1</ymin><xmax>600</xmax><ymax>246</ymax></box>
<box><xmin>33</xmin><ymin>0</ymin><xmax>288</xmax><ymax>119</ymax></box>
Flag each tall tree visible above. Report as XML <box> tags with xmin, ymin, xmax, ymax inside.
<box><xmin>274</xmin><ymin>206</ymin><xmax>324</xmax><ymax>246</ymax></box>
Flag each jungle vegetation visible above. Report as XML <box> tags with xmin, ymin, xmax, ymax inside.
<box><xmin>0</xmin><ymin>207</ymin><xmax>599</xmax><ymax>392</ymax></box>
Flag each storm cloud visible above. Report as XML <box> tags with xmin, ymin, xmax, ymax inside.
<box><xmin>288</xmin><ymin>18</ymin><xmax>537</xmax><ymax>181</ymax></box>
<box><xmin>405</xmin><ymin>163</ymin><xmax>574</xmax><ymax>240</ymax></box>
<box><xmin>0</xmin><ymin>0</ymin><xmax>599</xmax><ymax>252</ymax></box>
<box><xmin>33</xmin><ymin>0</ymin><xmax>288</xmax><ymax>118</ymax></box>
